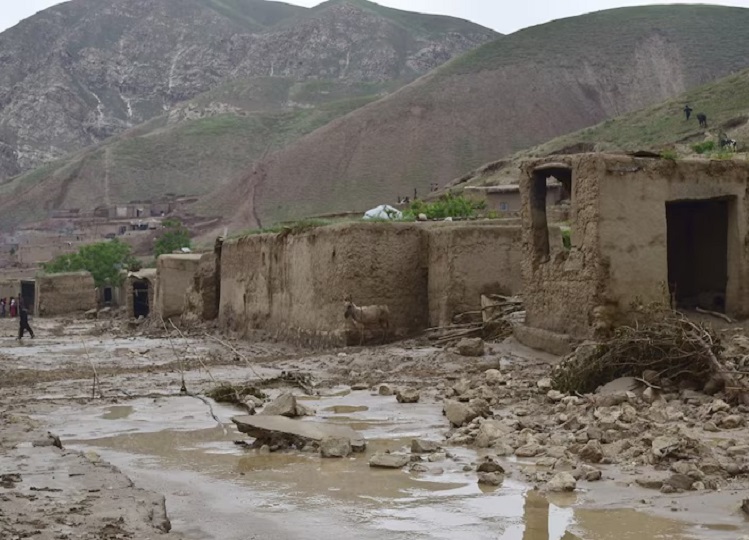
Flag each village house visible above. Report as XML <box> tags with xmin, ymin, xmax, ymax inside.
<box><xmin>518</xmin><ymin>153</ymin><xmax>749</xmax><ymax>351</ymax></box>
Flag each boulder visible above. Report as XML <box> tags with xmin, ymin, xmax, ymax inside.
<box><xmin>579</xmin><ymin>440</ymin><xmax>604</xmax><ymax>464</ymax></box>
<box><xmin>457</xmin><ymin>338</ymin><xmax>485</xmax><ymax>357</ymax></box>
<box><xmin>444</xmin><ymin>400</ymin><xmax>478</xmax><ymax>427</ymax></box>
<box><xmin>720</xmin><ymin>415</ymin><xmax>744</xmax><ymax>429</ymax></box>
<box><xmin>485</xmin><ymin>369</ymin><xmax>504</xmax><ymax>385</ymax></box>
<box><xmin>652</xmin><ymin>436</ymin><xmax>681</xmax><ymax>459</ymax></box>
<box><xmin>378</xmin><ymin>384</ymin><xmax>394</xmax><ymax>396</ymax></box>
<box><xmin>369</xmin><ymin>453</ymin><xmax>410</xmax><ymax>469</ymax></box>
<box><xmin>320</xmin><ymin>436</ymin><xmax>352</xmax><ymax>458</ymax></box>
<box><xmin>411</xmin><ymin>439</ymin><xmax>440</xmax><ymax>454</ymax></box>
<box><xmin>666</xmin><ymin>473</ymin><xmax>694</xmax><ymax>491</ymax></box>
<box><xmin>84</xmin><ymin>308</ymin><xmax>98</xmax><ymax>320</ymax></box>
<box><xmin>261</xmin><ymin>393</ymin><xmax>298</xmax><ymax>418</ymax></box>
<box><xmin>546</xmin><ymin>472</ymin><xmax>576</xmax><ymax>492</ymax></box>
<box><xmin>468</xmin><ymin>398</ymin><xmax>491</xmax><ymax>418</ymax></box>
<box><xmin>515</xmin><ymin>444</ymin><xmax>542</xmax><ymax>458</ymax></box>
<box><xmin>636</xmin><ymin>474</ymin><xmax>668</xmax><ymax>490</ymax></box>
<box><xmin>396</xmin><ymin>388</ymin><xmax>420</xmax><ymax>404</ymax></box>
<box><xmin>475</xmin><ymin>420</ymin><xmax>512</xmax><ymax>448</ymax></box>
<box><xmin>537</xmin><ymin>378</ymin><xmax>552</xmax><ymax>391</ymax></box>
<box><xmin>477</xmin><ymin>457</ymin><xmax>505</xmax><ymax>474</ymax></box>
<box><xmin>478</xmin><ymin>472</ymin><xmax>504</xmax><ymax>486</ymax></box>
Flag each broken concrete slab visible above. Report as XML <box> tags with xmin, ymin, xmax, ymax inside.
<box><xmin>232</xmin><ymin>415</ymin><xmax>366</xmax><ymax>452</ymax></box>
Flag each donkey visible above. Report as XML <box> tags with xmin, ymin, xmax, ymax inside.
<box><xmin>697</xmin><ymin>113</ymin><xmax>708</xmax><ymax>129</ymax></box>
<box><xmin>343</xmin><ymin>295</ymin><xmax>390</xmax><ymax>345</ymax></box>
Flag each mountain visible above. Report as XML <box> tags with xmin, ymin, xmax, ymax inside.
<box><xmin>444</xmin><ymin>68</ymin><xmax>749</xmax><ymax>192</ymax></box>
<box><xmin>204</xmin><ymin>4</ymin><xmax>749</xmax><ymax>231</ymax></box>
<box><xmin>0</xmin><ymin>0</ymin><xmax>496</xmax><ymax>180</ymax></box>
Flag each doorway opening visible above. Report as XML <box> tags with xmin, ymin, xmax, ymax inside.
<box><xmin>132</xmin><ymin>281</ymin><xmax>150</xmax><ymax>318</ymax></box>
<box><xmin>21</xmin><ymin>280</ymin><xmax>35</xmax><ymax>315</ymax></box>
<box><xmin>103</xmin><ymin>286</ymin><xmax>113</xmax><ymax>305</ymax></box>
<box><xmin>666</xmin><ymin>198</ymin><xmax>729</xmax><ymax>312</ymax></box>
<box><xmin>529</xmin><ymin>164</ymin><xmax>573</xmax><ymax>261</ymax></box>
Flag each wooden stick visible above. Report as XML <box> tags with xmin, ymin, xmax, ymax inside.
<box><xmin>696</xmin><ymin>307</ymin><xmax>734</xmax><ymax>323</ymax></box>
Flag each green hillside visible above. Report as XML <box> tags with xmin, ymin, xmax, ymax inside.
<box><xmin>451</xmin><ymin>68</ymin><xmax>749</xmax><ymax>191</ymax></box>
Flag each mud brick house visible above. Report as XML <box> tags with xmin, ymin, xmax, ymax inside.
<box><xmin>520</xmin><ymin>154</ymin><xmax>749</xmax><ymax>345</ymax></box>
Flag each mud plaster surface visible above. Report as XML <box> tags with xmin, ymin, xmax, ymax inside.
<box><xmin>1</xmin><ymin>317</ymin><xmax>748</xmax><ymax>539</ymax></box>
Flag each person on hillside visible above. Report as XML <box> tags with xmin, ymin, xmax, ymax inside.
<box><xmin>0</xmin><ymin>298</ymin><xmax>5</xmax><ymax>318</ymax></box>
<box><xmin>9</xmin><ymin>298</ymin><xmax>16</xmax><ymax>318</ymax></box>
<box><xmin>684</xmin><ymin>104</ymin><xmax>693</xmax><ymax>121</ymax></box>
<box><xmin>17</xmin><ymin>306</ymin><xmax>34</xmax><ymax>340</ymax></box>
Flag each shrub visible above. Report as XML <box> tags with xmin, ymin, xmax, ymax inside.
<box><xmin>404</xmin><ymin>194</ymin><xmax>485</xmax><ymax>220</ymax></box>
<box><xmin>660</xmin><ymin>149</ymin><xmax>678</xmax><ymax>161</ymax></box>
<box><xmin>692</xmin><ymin>141</ymin><xmax>716</xmax><ymax>154</ymax></box>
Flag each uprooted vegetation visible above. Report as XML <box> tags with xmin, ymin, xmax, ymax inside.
<box><xmin>551</xmin><ymin>307</ymin><xmax>749</xmax><ymax>399</ymax></box>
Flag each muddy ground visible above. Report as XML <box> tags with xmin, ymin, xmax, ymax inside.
<box><xmin>1</xmin><ymin>316</ymin><xmax>749</xmax><ymax>539</ymax></box>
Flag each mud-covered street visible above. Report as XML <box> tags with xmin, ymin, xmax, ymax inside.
<box><xmin>2</xmin><ymin>317</ymin><xmax>749</xmax><ymax>540</ymax></box>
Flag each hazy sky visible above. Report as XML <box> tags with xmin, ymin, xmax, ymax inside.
<box><xmin>2</xmin><ymin>0</ymin><xmax>748</xmax><ymax>34</ymax></box>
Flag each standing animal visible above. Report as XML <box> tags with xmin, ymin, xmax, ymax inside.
<box><xmin>343</xmin><ymin>295</ymin><xmax>390</xmax><ymax>345</ymax></box>
<box><xmin>697</xmin><ymin>113</ymin><xmax>708</xmax><ymax>128</ymax></box>
<box><xmin>719</xmin><ymin>132</ymin><xmax>738</xmax><ymax>152</ymax></box>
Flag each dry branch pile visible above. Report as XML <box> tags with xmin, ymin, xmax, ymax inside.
<box><xmin>428</xmin><ymin>295</ymin><xmax>524</xmax><ymax>343</ymax></box>
<box><xmin>552</xmin><ymin>309</ymin><xmax>749</xmax><ymax>400</ymax></box>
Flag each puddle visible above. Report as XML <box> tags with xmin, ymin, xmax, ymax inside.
<box><xmin>36</xmin><ymin>392</ymin><xmax>729</xmax><ymax>540</ymax></box>
<box><xmin>101</xmin><ymin>405</ymin><xmax>134</xmax><ymax>420</ymax></box>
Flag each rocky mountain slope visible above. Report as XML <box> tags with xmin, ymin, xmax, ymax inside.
<box><xmin>205</xmin><ymin>4</ymin><xmax>749</xmax><ymax>231</ymax></box>
<box><xmin>0</xmin><ymin>0</ymin><xmax>496</xmax><ymax>180</ymax></box>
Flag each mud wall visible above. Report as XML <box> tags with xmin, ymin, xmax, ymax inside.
<box><xmin>182</xmin><ymin>252</ymin><xmax>219</xmax><ymax>323</ymax></box>
<box><xmin>428</xmin><ymin>225</ymin><xmax>523</xmax><ymax>327</ymax></box>
<box><xmin>34</xmin><ymin>272</ymin><xmax>96</xmax><ymax>317</ymax></box>
<box><xmin>155</xmin><ymin>254</ymin><xmax>203</xmax><ymax>319</ymax></box>
<box><xmin>0</xmin><ymin>279</ymin><xmax>20</xmax><ymax>302</ymax></box>
<box><xmin>220</xmin><ymin>223</ymin><xmax>428</xmax><ymax>346</ymax></box>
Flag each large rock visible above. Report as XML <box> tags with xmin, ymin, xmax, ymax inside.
<box><xmin>457</xmin><ymin>338</ymin><xmax>485</xmax><ymax>357</ymax></box>
<box><xmin>579</xmin><ymin>440</ymin><xmax>604</xmax><ymax>464</ymax></box>
<box><xmin>232</xmin><ymin>415</ymin><xmax>365</xmax><ymax>451</ymax></box>
<box><xmin>475</xmin><ymin>420</ymin><xmax>512</xmax><ymax>448</ymax></box>
<box><xmin>260</xmin><ymin>393</ymin><xmax>298</xmax><ymax>417</ymax></box>
<box><xmin>477</xmin><ymin>457</ymin><xmax>505</xmax><ymax>474</ymax></box>
<box><xmin>411</xmin><ymin>439</ymin><xmax>440</xmax><ymax>454</ymax></box>
<box><xmin>444</xmin><ymin>400</ymin><xmax>478</xmax><ymax>427</ymax></box>
<box><xmin>369</xmin><ymin>453</ymin><xmax>410</xmax><ymax>469</ymax></box>
<box><xmin>396</xmin><ymin>388</ymin><xmax>420</xmax><ymax>404</ymax></box>
<box><xmin>320</xmin><ymin>436</ymin><xmax>352</xmax><ymax>458</ymax></box>
<box><xmin>484</xmin><ymin>369</ymin><xmax>504</xmax><ymax>386</ymax></box>
<box><xmin>546</xmin><ymin>472</ymin><xmax>577</xmax><ymax>492</ymax></box>
<box><xmin>478</xmin><ymin>472</ymin><xmax>504</xmax><ymax>486</ymax></box>
<box><xmin>652</xmin><ymin>436</ymin><xmax>681</xmax><ymax>459</ymax></box>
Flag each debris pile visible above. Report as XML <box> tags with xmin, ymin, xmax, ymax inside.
<box><xmin>551</xmin><ymin>309</ymin><xmax>749</xmax><ymax>401</ymax></box>
<box><xmin>428</xmin><ymin>295</ymin><xmax>523</xmax><ymax>344</ymax></box>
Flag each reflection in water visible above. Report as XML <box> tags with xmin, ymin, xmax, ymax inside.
<box><xmin>101</xmin><ymin>405</ymin><xmax>134</xmax><ymax>420</ymax></box>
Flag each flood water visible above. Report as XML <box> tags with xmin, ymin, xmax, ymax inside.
<box><xmin>37</xmin><ymin>390</ymin><xmax>733</xmax><ymax>540</ymax></box>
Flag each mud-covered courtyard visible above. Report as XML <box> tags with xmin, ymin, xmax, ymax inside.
<box><xmin>2</xmin><ymin>317</ymin><xmax>749</xmax><ymax>540</ymax></box>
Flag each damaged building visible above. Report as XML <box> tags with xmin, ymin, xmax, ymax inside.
<box><xmin>519</xmin><ymin>154</ymin><xmax>749</xmax><ymax>351</ymax></box>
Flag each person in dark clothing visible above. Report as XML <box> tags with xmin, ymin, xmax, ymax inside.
<box><xmin>684</xmin><ymin>104</ymin><xmax>693</xmax><ymax>121</ymax></box>
<box><xmin>18</xmin><ymin>307</ymin><xmax>34</xmax><ymax>340</ymax></box>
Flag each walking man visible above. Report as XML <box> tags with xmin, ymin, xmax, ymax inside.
<box><xmin>684</xmin><ymin>104</ymin><xmax>693</xmax><ymax>121</ymax></box>
<box><xmin>18</xmin><ymin>306</ymin><xmax>34</xmax><ymax>340</ymax></box>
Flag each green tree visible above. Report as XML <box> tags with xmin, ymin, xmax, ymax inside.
<box><xmin>42</xmin><ymin>239</ymin><xmax>137</xmax><ymax>287</ymax></box>
<box><xmin>154</xmin><ymin>218</ymin><xmax>192</xmax><ymax>257</ymax></box>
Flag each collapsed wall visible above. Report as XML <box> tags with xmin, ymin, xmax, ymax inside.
<box><xmin>155</xmin><ymin>254</ymin><xmax>203</xmax><ymax>319</ymax></box>
<box><xmin>35</xmin><ymin>272</ymin><xmax>96</xmax><ymax>317</ymax></box>
<box><xmin>220</xmin><ymin>223</ymin><xmax>428</xmax><ymax>346</ymax></box>
<box><xmin>428</xmin><ymin>225</ymin><xmax>523</xmax><ymax>327</ymax></box>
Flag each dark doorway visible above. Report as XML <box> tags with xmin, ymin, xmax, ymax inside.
<box><xmin>132</xmin><ymin>281</ymin><xmax>150</xmax><ymax>318</ymax></box>
<box><xmin>666</xmin><ymin>199</ymin><xmax>729</xmax><ymax>312</ymax></box>
<box><xmin>103</xmin><ymin>286</ymin><xmax>113</xmax><ymax>305</ymax></box>
<box><xmin>21</xmin><ymin>281</ymin><xmax>35</xmax><ymax>315</ymax></box>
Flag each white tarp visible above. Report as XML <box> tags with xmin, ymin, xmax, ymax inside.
<box><xmin>363</xmin><ymin>204</ymin><xmax>402</xmax><ymax>220</ymax></box>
